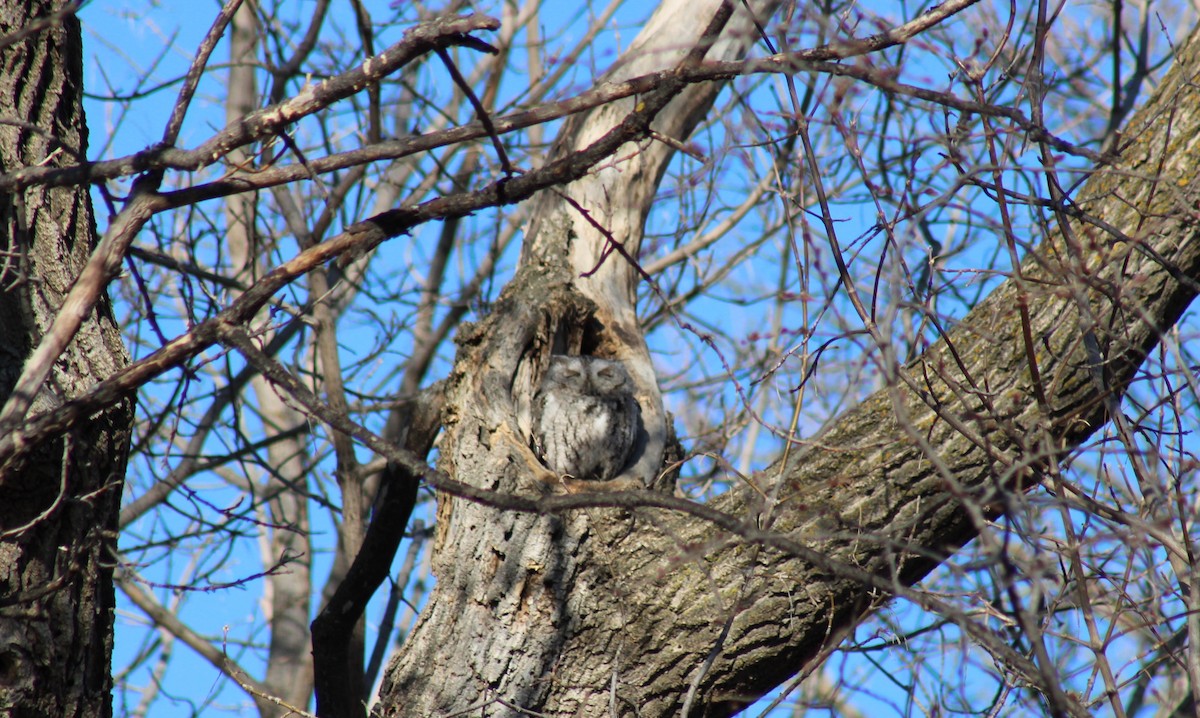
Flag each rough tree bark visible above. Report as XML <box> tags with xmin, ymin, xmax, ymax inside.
<box><xmin>375</xmin><ymin>3</ymin><xmax>1200</xmax><ymax>717</ymax></box>
<box><xmin>0</xmin><ymin>2</ymin><xmax>133</xmax><ymax>717</ymax></box>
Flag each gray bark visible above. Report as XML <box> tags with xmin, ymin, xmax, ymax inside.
<box><xmin>375</xmin><ymin>1</ymin><xmax>784</xmax><ymax>714</ymax></box>
<box><xmin>374</xmin><ymin>3</ymin><xmax>1200</xmax><ymax>718</ymax></box>
<box><xmin>0</xmin><ymin>3</ymin><xmax>133</xmax><ymax>717</ymax></box>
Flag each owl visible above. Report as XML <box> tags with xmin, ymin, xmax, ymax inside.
<box><xmin>531</xmin><ymin>355</ymin><xmax>640</xmax><ymax>481</ymax></box>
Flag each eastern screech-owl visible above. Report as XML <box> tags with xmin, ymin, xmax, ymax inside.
<box><xmin>532</xmin><ymin>355</ymin><xmax>639</xmax><ymax>481</ymax></box>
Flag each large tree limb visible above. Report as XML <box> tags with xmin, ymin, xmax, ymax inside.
<box><xmin>374</xmin><ymin>5</ymin><xmax>1200</xmax><ymax>718</ymax></box>
<box><xmin>579</xmin><ymin>20</ymin><xmax>1200</xmax><ymax>718</ymax></box>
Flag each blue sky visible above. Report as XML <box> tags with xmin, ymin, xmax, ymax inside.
<box><xmin>74</xmin><ymin>1</ymin><xmax>1200</xmax><ymax>715</ymax></box>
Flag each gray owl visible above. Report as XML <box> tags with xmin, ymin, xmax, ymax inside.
<box><xmin>532</xmin><ymin>355</ymin><xmax>640</xmax><ymax>481</ymax></box>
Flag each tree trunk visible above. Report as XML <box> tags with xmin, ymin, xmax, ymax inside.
<box><xmin>374</xmin><ymin>0</ymin><xmax>783</xmax><ymax>714</ymax></box>
<box><xmin>0</xmin><ymin>3</ymin><xmax>133</xmax><ymax>717</ymax></box>
<box><xmin>374</xmin><ymin>3</ymin><xmax>1200</xmax><ymax>717</ymax></box>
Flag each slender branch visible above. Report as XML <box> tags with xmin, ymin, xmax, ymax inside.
<box><xmin>0</xmin><ymin>13</ymin><xmax>502</xmax><ymax>192</ymax></box>
<box><xmin>161</xmin><ymin>0</ymin><xmax>245</xmax><ymax>146</ymax></box>
<box><xmin>8</xmin><ymin>0</ymin><xmax>1079</xmax><ymax>198</ymax></box>
<box><xmin>0</xmin><ymin>185</ymin><xmax>162</xmax><ymax>429</ymax></box>
<box><xmin>435</xmin><ymin>47</ymin><xmax>513</xmax><ymax>175</ymax></box>
<box><xmin>115</xmin><ymin>567</ymin><xmax>274</xmax><ymax>701</ymax></box>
